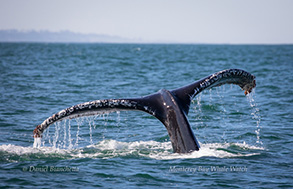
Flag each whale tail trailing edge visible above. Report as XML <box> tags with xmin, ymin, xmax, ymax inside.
<box><xmin>171</xmin><ymin>69</ymin><xmax>256</xmax><ymax>115</ymax></box>
<box><xmin>33</xmin><ymin>69</ymin><xmax>256</xmax><ymax>153</ymax></box>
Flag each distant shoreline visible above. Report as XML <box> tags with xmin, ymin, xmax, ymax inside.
<box><xmin>0</xmin><ymin>30</ymin><xmax>139</xmax><ymax>43</ymax></box>
<box><xmin>0</xmin><ymin>30</ymin><xmax>292</xmax><ymax>45</ymax></box>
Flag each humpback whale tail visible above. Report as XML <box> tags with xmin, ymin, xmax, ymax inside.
<box><xmin>33</xmin><ymin>69</ymin><xmax>256</xmax><ymax>153</ymax></box>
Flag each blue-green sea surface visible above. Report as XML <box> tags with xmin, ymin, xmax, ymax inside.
<box><xmin>0</xmin><ymin>43</ymin><xmax>292</xmax><ymax>188</ymax></box>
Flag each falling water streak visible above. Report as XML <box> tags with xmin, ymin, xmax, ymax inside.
<box><xmin>53</xmin><ymin>122</ymin><xmax>61</xmax><ymax>148</ymax></box>
<box><xmin>116</xmin><ymin>111</ymin><xmax>121</xmax><ymax>126</ymax></box>
<box><xmin>90</xmin><ymin>119</ymin><xmax>93</xmax><ymax>145</ymax></box>
<box><xmin>62</xmin><ymin>120</ymin><xmax>67</xmax><ymax>148</ymax></box>
<box><xmin>116</xmin><ymin>111</ymin><xmax>121</xmax><ymax>138</ymax></box>
<box><xmin>247</xmin><ymin>90</ymin><xmax>262</xmax><ymax>145</ymax></box>
<box><xmin>216</xmin><ymin>86</ymin><xmax>228</xmax><ymax>143</ymax></box>
<box><xmin>93</xmin><ymin>115</ymin><xmax>98</xmax><ymax>129</ymax></box>
<box><xmin>208</xmin><ymin>88</ymin><xmax>213</xmax><ymax>103</ymax></box>
<box><xmin>206</xmin><ymin>89</ymin><xmax>215</xmax><ymax>143</ymax></box>
<box><xmin>86</xmin><ymin>117</ymin><xmax>94</xmax><ymax>145</ymax></box>
<box><xmin>102</xmin><ymin>113</ymin><xmax>109</xmax><ymax>140</ymax></box>
<box><xmin>193</xmin><ymin>94</ymin><xmax>207</xmax><ymax>142</ymax></box>
<box><xmin>33</xmin><ymin>137</ymin><xmax>42</xmax><ymax>148</ymax></box>
<box><xmin>68</xmin><ymin>120</ymin><xmax>73</xmax><ymax>149</ymax></box>
<box><xmin>75</xmin><ymin>118</ymin><xmax>83</xmax><ymax>147</ymax></box>
<box><xmin>43</xmin><ymin>127</ymin><xmax>50</xmax><ymax>147</ymax></box>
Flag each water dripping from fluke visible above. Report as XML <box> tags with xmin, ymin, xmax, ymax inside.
<box><xmin>246</xmin><ymin>90</ymin><xmax>263</xmax><ymax>145</ymax></box>
<box><xmin>33</xmin><ymin>69</ymin><xmax>257</xmax><ymax>154</ymax></box>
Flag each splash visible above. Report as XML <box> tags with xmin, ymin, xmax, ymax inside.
<box><xmin>148</xmin><ymin>141</ymin><xmax>264</xmax><ymax>160</ymax></box>
<box><xmin>1</xmin><ymin>140</ymin><xmax>264</xmax><ymax>162</ymax></box>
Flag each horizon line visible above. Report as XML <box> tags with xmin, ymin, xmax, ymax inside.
<box><xmin>0</xmin><ymin>29</ymin><xmax>292</xmax><ymax>45</ymax></box>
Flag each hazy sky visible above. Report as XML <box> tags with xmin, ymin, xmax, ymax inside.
<box><xmin>0</xmin><ymin>0</ymin><xmax>292</xmax><ymax>44</ymax></box>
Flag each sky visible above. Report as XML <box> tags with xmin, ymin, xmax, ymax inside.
<box><xmin>0</xmin><ymin>0</ymin><xmax>292</xmax><ymax>44</ymax></box>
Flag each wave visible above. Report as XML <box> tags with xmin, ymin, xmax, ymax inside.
<box><xmin>0</xmin><ymin>140</ymin><xmax>264</xmax><ymax>162</ymax></box>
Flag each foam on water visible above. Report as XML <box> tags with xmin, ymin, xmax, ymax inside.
<box><xmin>1</xmin><ymin>139</ymin><xmax>264</xmax><ymax>162</ymax></box>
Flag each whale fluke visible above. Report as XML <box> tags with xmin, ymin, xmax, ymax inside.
<box><xmin>33</xmin><ymin>69</ymin><xmax>256</xmax><ymax>153</ymax></box>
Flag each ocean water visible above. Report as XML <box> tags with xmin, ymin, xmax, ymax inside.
<box><xmin>0</xmin><ymin>43</ymin><xmax>292</xmax><ymax>188</ymax></box>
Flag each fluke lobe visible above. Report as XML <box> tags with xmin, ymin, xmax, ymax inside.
<box><xmin>33</xmin><ymin>69</ymin><xmax>256</xmax><ymax>153</ymax></box>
